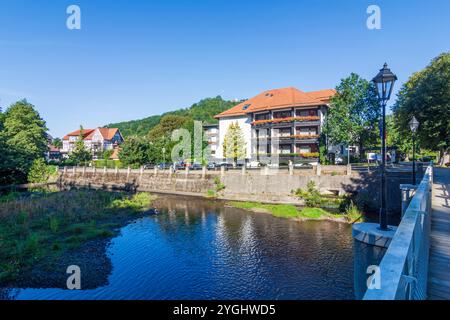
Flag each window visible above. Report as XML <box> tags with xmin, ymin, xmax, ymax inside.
<box><xmin>255</xmin><ymin>113</ymin><xmax>270</xmax><ymax>121</ymax></box>
<box><xmin>273</xmin><ymin>110</ymin><xmax>292</xmax><ymax>119</ymax></box>
<box><xmin>296</xmin><ymin>109</ymin><xmax>318</xmax><ymax>117</ymax></box>
<box><xmin>242</xmin><ymin>104</ymin><xmax>251</xmax><ymax>110</ymax></box>
<box><xmin>298</xmin><ymin>145</ymin><xmax>311</xmax><ymax>153</ymax></box>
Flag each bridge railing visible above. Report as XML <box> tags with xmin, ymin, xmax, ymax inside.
<box><xmin>364</xmin><ymin>164</ymin><xmax>433</xmax><ymax>300</ymax></box>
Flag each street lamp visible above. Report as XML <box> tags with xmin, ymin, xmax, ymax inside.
<box><xmin>373</xmin><ymin>63</ymin><xmax>398</xmax><ymax>231</ymax></box>
<box><xmin>409</xmin><ymin>116</ymin><xmax>419</xmax><ymax>185</ymax></box>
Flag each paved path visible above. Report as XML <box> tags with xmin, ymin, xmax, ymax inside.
<box><xmin>428</xmin><ymin>168</ymin><xmax>450</xmax><ymax>300</ymax></box>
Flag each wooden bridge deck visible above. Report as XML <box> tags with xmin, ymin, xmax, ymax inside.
<box><xmin>428</xmin><ymin>168</ymin><xmax>450</xmax><ymax>300</ymax></box>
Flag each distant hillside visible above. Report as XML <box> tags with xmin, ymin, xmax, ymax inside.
<box><xmin>105</xmin><ymin>96</ymin><xmax>238</xmax><ymax>137</ymax></box>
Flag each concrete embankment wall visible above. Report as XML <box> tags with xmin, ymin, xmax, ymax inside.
<box><xmin>58</xmin><ymin>167</ymin><xmax>422</xmax><ymax>214</ymax></box>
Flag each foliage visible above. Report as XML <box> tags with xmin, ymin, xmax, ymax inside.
<box><xmin>344</xmin><ymin>201</ymin><xmax>363</xmax><ymax>222</ymax></box>
<box><xmin>323</xmin><ymin>73</ymin><xmax>380</xmax><ymax>157</ymax></box>
<box><xmin>392</xmin><ymin>52</ymin><xmax>450</xmax><ymax>161</ymax></box>
<box><xmin>102</xmin><ymin>149</ymin><xmax>114</xmax><ymax>161</ymax></box>
<box><xmin>69</xmin><ymin>126</ymin><xmax>92</xmax><ymax>165</ymax></box>
<box><xmin>118</xmin><ymin>136</ymin><xmax>155</xmax><ymax>167</ymax></box>
<box><xmin>295</xmin><ymin>181</ymin><xmax>323</xmax><ymax>207</ymax></box>
<box><xmin>106</xmin><ymin>96</ymin><xmax>238</xmax><ymax>138</ymax></box>
<box><xmin>94</xmin><ymin>159</ymin><xmax>123</xmax><ymax>169</ymax></box>
<box><xmin>214</xmin><ymin>177</ymin><xmax>225</xmax><ymax>193</ymax></box>
<box><xmin>148</xmin><ymin>115</ymin><xmax>190</xmax><ymax>140</ymax></box>
<box><xmin>27</xmin><ymin>158</ymin><xmax>57</xmax><ymax>183</ymax></box>
<box><xmin>0</xmin><ymin>190</ymin><xmax>155</xmax><ymax>282</ymax></box>
<box><xmin>0</xmin><ymin>100</ymin><xmax>48</xmax><ymax>184</ymax></box>
<box><xmin>228</xmin><ymin>201</ymin><xmax>360</xmax><ymax>222</ymax></box>
<box><xmin>223</xmin><ymin>122</ymin><xmax>246</xmax><ymax>164</ymax></box>
<box><xmin>52</xmin><ymin>137</ymin><xmax>62</xmax><ymax>149</ymax></box>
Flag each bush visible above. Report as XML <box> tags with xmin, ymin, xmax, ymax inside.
<box><xmin>295</xmin><ymin>181</ymin><xmax>323</xmax><ymax>207</ymax></box>
<box><xmin>27</xmin><ymin>158</ymin><xmax>56</xmax><ymax>183</ymax></box>
<box><xmin>214</xmin><ymin>177</ymin><xmax>225</xmax><ymax>193</ymax></box>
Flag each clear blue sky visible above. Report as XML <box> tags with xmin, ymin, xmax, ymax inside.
<box><xmin>0</xmin><ymin>0</ymin><xmax>449</xmax><ymax>138</ymax></box>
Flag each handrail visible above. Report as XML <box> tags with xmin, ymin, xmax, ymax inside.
<box><xmin>364</xmin><ymin>164</ymin><xmax>433</xmax><ymax>300</ymax></box>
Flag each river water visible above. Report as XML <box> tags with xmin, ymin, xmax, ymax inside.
<box><xmin>3</xmin><ymin>195</ymin><xmax>354</xmax><ymax>300</ymax></box>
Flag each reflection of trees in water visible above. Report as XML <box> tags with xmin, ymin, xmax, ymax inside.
<box><xmin>151</xmin><ymin>195</ymin><xmax>354</xmax><ymax>297</ymax></box>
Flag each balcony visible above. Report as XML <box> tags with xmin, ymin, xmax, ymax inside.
<box><xmin>252</xmin><ymin>116</ymin><xmax>320</xmax><ymax>128</ymax></box>
<box><xmin>252</xmin><ymin>134</ymin><xmax>319</xmax><ymax>144</ymax></box>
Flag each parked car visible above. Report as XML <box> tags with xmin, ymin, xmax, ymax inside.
<box><xmin>174</xmin><ymin>162</ymin><xmax>186</xmax><ymax>170</ymax></box>
<box><xmin>157</xmin><ymin>163</ymin><xmax>172</xmax><ymax>170</ymax></box>
<box><xmin>143</xmin><ymin>163</ymin><xmax>155</xmax><ymax>170</ymax></box>
<box><xmin>247</xmin><ymin>161</ymin><xmax>261</xmax><ymax>168</ymax></box>
<box><xmin>189</xmin><ymin>163</ymin><xmax>203</xmax><ymax>170</ymax></box>
<box><xmin>294</xmin><ymin>163</ymin><xmax>313</xmax><ymax>169</ymax></box>
<box><xmin>207</xmin><ymin>162</ymin><xmax>218</xmax><ymax>170</ymax></box>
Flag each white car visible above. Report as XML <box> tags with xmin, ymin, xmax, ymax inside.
<box><xmin>247</xmin><ymin>161</ymin><xmax>261</xmax><ymax>168</ymax></box>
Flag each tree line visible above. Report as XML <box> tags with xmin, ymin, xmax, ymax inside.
<box><xmin>323</xmin><ymin>52</ymin><xmax>449</xmax><ymax>164</ymax></box>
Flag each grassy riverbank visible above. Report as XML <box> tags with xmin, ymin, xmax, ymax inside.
<box><xmin>0</xmin><ymin>189</ymin><xmax>155</xmax><ymax>283</ymax></box>
<box><xmin>228</xmin><ymin>201</ymin><xmax>363</xmax><ymax>223</ymax></box>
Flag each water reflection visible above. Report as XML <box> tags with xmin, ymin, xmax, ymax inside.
<box><xmin>2</xmin><ymin>195</ymin><xmax>354</xmax><ymax>300</ymax></box>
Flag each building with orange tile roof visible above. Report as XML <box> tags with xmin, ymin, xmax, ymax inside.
<box><xmin>61</xmin><ymin>127</ymin><xmax>124</xmax><ymax>159</ymax></box>
<box><xmin>214</xmin><ymin>87</ymin><xmax>335</xmax><ymax>164</ymax></box>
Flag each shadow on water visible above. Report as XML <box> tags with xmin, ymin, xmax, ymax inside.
<box><xmin>2</xmin><ymin>194</ymin><xmax>355</xmax><ymax>300</ymax></box>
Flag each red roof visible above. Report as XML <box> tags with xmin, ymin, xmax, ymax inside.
<box><xmin>63</xmin><ymin>128</ymin><xmax>120</xmax><ymax>141</ymax></box>
<box><xmin>63</xmin><ymin>129</ymin><xmax>95</xmax><ymax>140</ymax></box>
<box><xmin>215</xmin><ymin>87</ymin><xmax>336</xmax><ymax>118</ymax></box>
<box><xmin>85</xmin><ymin>128</ymin><xmax>119</xmax><ymax>141</ymax></box>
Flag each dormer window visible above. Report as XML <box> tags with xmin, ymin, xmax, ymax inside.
<box><xmin>242</xmin><ymin>104</ymin><xmax>251</xmax><ymax>111</ymax></box>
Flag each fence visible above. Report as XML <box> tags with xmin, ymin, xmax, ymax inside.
<box><xmin>59</xmin><ymin>164</ymin><xmax>354</xmax><ymax>177</ymax></box>
<box><xmin>363</xmin><ymin>164</ymin><xmax>433</xmax><ymax>300</ymax></box>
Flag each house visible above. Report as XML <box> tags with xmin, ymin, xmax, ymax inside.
<box><xmin>214</xmin><ymin>87</ymin><xmax>336</xmax><ymax>164</ymax></box>
<box><xmin>45</xmin><ymin>145</ymin><xmax>62</xmax><ymax>162</ymax></box>
<box><xmin>202</xmin><ymin>124</ymin><xmax>219</xmax><ymax>160</ymax></box>
<box><xmin>61</xmin><ymin>127</ymin><xmax>124</xmax><ymax>158</ymax></box>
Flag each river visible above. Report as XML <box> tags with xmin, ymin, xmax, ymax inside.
<box><xmin>2</xmin><ymin>195</ymin><xmax>354</xmax><ymax>300</ymax></box>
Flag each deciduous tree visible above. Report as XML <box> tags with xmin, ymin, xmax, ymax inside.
<box><xmin>223</xmin><ymin>122</ymin><xmax>246</xmax><ymax>165</ymax></box>
<box><xmin>392</xmin><ymin>52</ymin><xmax>450</xmax><ymax>163</ymax></box>
<box><xmin>323</xmin><ymin>73</ymin><xmax>380</xmax><ymax>157</ymax></box>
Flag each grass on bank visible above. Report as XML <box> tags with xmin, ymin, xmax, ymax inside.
<box><xmin>228</xmin><ymin>201</ymin><xmax>363</xmax><ymax>223</ymax></box>
<box><xmin>0</xmin><ymin>190</ymin><xmax>155</xmax><ymax>283</ymax></box>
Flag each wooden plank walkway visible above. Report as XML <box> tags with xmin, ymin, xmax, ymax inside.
<box><xmin>428</xmin><ymin>168</ymin><xmax>450</xmax><ymax>300</ymax></box>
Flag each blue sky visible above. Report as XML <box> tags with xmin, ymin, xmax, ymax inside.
<box><xmin>0</xmin><ymin>0</ymin><xmax>449</xmax><ymax>138</ymax></box>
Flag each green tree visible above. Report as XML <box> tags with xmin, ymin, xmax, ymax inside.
<box><xmin>52</xmin><ymin>137</ymin><xmax>63</xmax><ymax>149</ymax></box>
<box><xmin>0</xmin><ymin>100</ymin><xmax>48</xmax><ymax>181</ymax></box>
<box><xmin>323</xmin><ymin>73</ymin><xmax>380</xmax><ymax>157</ymax></box>
<box><xmin>106</xmin><ymin>96</ymin><xmax>238</xmax><ymax>138</ymax></box>
<box><xmin>392</xmin><ymin>53</ymin><xmax>450</xmax><ymax>163</ymax></box>
<box><xmin>69</xmin><ymin>126</ymin><xmax>92</xmax><ymax>165</ymax></box>
<box><xmin>148</xmin><ymin>115</ymin><xmax>190</xmax><ymax>140</ymax></box>
<box><xmin>27</xmin><ymin>158</ymin><xmax>51</xmax><ymax>183</ymax></box>
<box><xmin>118</xmin><ymin>136</ymin><xmax>151</xmax><ymax>167</ymax></box>
<box><xmin>223</xmin><ymin>122</ymin><xmax>246</xmax><ymax>165</ymax></box>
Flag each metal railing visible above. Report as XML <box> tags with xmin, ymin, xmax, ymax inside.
<box><xmin>364</xmin><ymin>164</ymin><xmax>433</xmax><ymax>300</ymax></box>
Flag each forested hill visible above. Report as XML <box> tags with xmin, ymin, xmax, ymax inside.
<box><xmin>105</xmin><ymin>96</ymin><xmax>238</xmax><ymax>137</ymax></box>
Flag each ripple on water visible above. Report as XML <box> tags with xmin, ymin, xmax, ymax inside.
<box><xmin>5</xmin><ymin>196</ymin><xmax>354</xmax><ymax>300</ymax></box>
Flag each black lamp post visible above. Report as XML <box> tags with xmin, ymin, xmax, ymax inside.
<box><xmin>409</xmin><ymin>116</ymin><xmax>419</xmax><ymax>185</ymax></box>
<box><xmin>372</xmin><ymin>63</ymin><xmax>397</xmax><ymax>231</ymax></box>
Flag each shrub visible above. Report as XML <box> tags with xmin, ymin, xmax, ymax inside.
<box><xmin>345</xmin><ymin>201</ymin><xmax>363</xmax><ymax>222</ymax></box>
<box><xmin>214</xmin><ymin>177</ymin><xmax>225</xmax><ymax>193</ymax></box>
<box><xmin>27</xmin><ymin>158</ymin><xmax>50</xmax><ymax>183</ymax></box>
<box><xmin>295</xmin><ymin>181</ymin><xmax>323</xmax><ymax>207</ymax></box>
